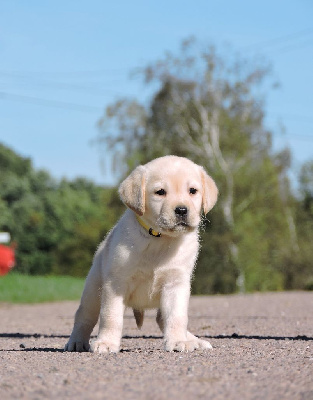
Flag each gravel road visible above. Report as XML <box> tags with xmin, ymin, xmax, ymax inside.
<box><xmin>1</xmin><ymin>292</ymin><xmax>312</xmax><ymax>400</ymax></box>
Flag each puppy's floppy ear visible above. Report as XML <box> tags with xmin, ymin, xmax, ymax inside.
<box><xmin>118</xmin><ymin>165</ymin><xmax>146</xmax><ymax>216</ymax></box>
<box><xmin>200</xmin><ymin>167</ymin><xmax>218</xmax><ymax>214</ymax></box>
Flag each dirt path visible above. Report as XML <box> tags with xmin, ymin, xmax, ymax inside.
<box><xmin>1</xmin><ymin>292</ymin><xmax>312</xmax><ymax>400</ymax></box>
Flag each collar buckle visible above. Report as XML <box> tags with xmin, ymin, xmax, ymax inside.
<box><xmin>149</xmin><ymin>228</ymin><xmax>161</xmax><ymax>237</ymax></box>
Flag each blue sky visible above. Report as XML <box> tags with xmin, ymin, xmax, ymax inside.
<box><xmin>0</xmin><ymin>0</ymin><xmax>312</xmax><ymax>187</ymax></box>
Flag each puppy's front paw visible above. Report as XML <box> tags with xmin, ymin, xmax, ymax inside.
<box><xmin>90</xmin><ymin>339</ymin><xmax>120</xmax><ymax>354</ymax></box>
<box><xmin>196</xmin><ymin>338</ymin><xmax>213</xmax><ymax>350</ymax></box>
<box><xmin>165</xmin><ymin>338</ymin><xmax>212</xmax><ymax>352</ymax></box>
<box><xmin>165</xmin><ymin>339</ymin><xmax>198</xmax><ymax>352</ymax></box>
<box><xmin>64</xmin><ymin>339</ymin><xmax>90</xmax><ymax>352</ymax></box>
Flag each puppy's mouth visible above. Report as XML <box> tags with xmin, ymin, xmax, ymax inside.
<box><xmin>157</xmin><ymin>218</ymin><xmax>195</xmax><ymax>234</ymax></box>
<box><xmin>174</xmin><ymin>213</ymin><xmax>194</xmax><ymax>229</ymax></box>
<box><xmin>167</xmin><ymin>223</ymin><xmax>196</xmax><ymax>235</ymax></box>
<box><xmin>176</xmin><ymin>221</ymin><xmax>189</xmax><ymax>228</ymax></box>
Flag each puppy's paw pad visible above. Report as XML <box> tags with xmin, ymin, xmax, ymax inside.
<box><xmin>90</xmin><ymin>339</ymin><xmax>120</xmax><ymax>354</ymax></box>
<box><xmin>64</xmin><ymin>340</ymin><xmax>90</xmax><ymax>352</ymax></box>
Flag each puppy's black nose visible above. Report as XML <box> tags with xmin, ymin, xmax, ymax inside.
<box><xmin>175</xmin><ymin>206</ymin><xmax>188</xmax><ymax>216</ymax></box>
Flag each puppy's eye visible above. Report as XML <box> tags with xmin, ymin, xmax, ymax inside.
<box><xmin>155</xmin><ymin>189</ymin><xmax>166</xmax><ymax>196</ymax></box>
<box><xmin>189</xmin><ymin>188</ymin><xmax>198</xmax><ymax>195</ymax></box>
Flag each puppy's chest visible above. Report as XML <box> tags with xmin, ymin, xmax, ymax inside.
<box><xmin>137</xmin><ymin>242</ymin><xmax>172</xmax><ymax>266</ymax></box>
<box><xmin>132</xmin><ymin>239</ymin><xmax>184</xmax><ymax>268</ymax></box>
<box><xmin>124</xmin><ymin>268</ymin><xmax>162</xmax><ymax>309</ymax></box>
<box><xmin>123</xmin><ymin>236</ymin><xmax>197</xmax><ymax>309</ymax></box>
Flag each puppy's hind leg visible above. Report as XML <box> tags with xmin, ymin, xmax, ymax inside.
<box><xmin>65</xmin><ymin>262</ymin><xmax>101</xmax><ymax>352</ymax></box>
<box><xmin>156</xmin><ymin>309</ymin><xmax>164</xmax><ymax>332</ymax></box>
<box><xmin>133</xmin><ymin>309</ymin><xmax>144</xmax><ymax>329</ymax></box>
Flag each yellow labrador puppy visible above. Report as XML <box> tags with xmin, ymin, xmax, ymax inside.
<box><xmin>65</xmin><ymin>156</ymin><xmax>218</xmax><ymax>353</ymax></box>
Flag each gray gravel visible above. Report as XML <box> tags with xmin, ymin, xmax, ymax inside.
<box><xmin>1</xmin><ymin>292</ymin><xmax>313</xmax><ymax>400</ymax></box>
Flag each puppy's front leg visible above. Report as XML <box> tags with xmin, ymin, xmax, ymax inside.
<box><xmin>160</xmin><ymin>278</ymin><xmax>212</xmax><ymax>352</ymax></box>
<box><xmin>161</xmin><ymin>279</ymin><xmax>194</xmax><ymax>352</ymax></box>
<box><xmin>65</xmin><ymin>265</ymin><xmax>101</xmax><ymax>352</ymax></box>
<box><xmin>90</xmin><ymin>285</ymin><xmax>125</xmax><ymax>354</ymax></box>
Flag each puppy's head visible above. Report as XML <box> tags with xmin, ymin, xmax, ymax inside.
<box><xmin>119</xmin><ymin>156</ymin><xmax>218</xmax><ymax>237</ymax></box>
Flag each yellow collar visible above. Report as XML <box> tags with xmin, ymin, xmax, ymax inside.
<box><xmin>136</xmin><ymin>216</ymin><xmax>161</xmax><ymax>237</ymax></box>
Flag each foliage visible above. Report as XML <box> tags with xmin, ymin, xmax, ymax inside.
<box><xmin>0</xmin><ymin>143</ymin><xmax>121</xmax><ymax>276</ymax></box>
<box><xmin>284</xmin><ymin>161</ymin><xmax>313</xmax><ymax>290</ymax></box>
<box><xmin>52</xmin><ymin>188</ymin><xmax>121</xmax><ymax>277</ymax></box>
<box><xmin>97</xmin><ymin>38</ymin><xmax>312</xmax><ymax>293</ymax></box>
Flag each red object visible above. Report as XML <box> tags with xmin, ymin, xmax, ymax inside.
<box><xmin>0</xmin><ymin>244</ymin><xmax>15</xmax><ymax>276</ymax></box>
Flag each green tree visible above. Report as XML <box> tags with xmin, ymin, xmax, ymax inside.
<box><xmin>285</xmin><ymin>161</ymin><xmax>313</xmax><ymax>290</ymax></box>
<box><xmin>0</xmin><ymin>143</ymin><xmax>121</xmax><ymax>276</ymax></box>
<box><xmin>97</xmin><ymin>38</ymin><xmax>296</xmax><ymax>293</ymax></box>
<box><xmin>52</xmin><ymin>187</ymin><xmax>121</xmax><ymax>277</ymax></box>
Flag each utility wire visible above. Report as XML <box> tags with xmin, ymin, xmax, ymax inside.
<box><xmin>0</xmin><ymin>29</ymin><xmax>312</xmax><ymax>125</ymax></box>
<box><xmin>242</xmin><ymin>28</ymin><xmax>313</xmax><ymax>51</ymax></box>
<box><xmin>0</xmin><ymin>78</ymin><xmax>125</xmax><ymax>96</ymax></box>
<box><xmin>267</xmin><ymin>112</ymin><xmax>313</xmax><ymax>123</ymax></box>
<box><xmin>265</xmin><ymin>40</ymin><xmax>313</xmax><ymax>56</ymax></box>
<box><xmin>0</xmin><ymin>91</ymin><xmax>103</xmax><ymax>113</ymax></box>
<box><xmin>1</xmin><ymin>91</ymin><xmax>312</xmax><ymax>141</ymax></box>
<box><xmin>273</xmin><ymin>133</ymin><xmax>313</xmax><ymax>142</ymax></box>
<box><xmin>0</xmin><ymin>67</ymin><xmax>131</xmax><ymax>78</ymax></box>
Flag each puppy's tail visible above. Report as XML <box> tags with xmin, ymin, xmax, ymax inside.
<box><xmin>133</xmin><ymin>308</ymin><xmax>144</xmax><ymax>329</ymax></box>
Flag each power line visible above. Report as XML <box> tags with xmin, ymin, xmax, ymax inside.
<box><xmin>265</xmin><ymin>40</ymin><xmax>313</xmax><ymax>56</ymax></box>
<box><xmin>0</xmin><ymin>67</ymin><xmax>131</xmax><ymax>78</ymax></box>
<box><xmin>242</xmin><ymin>28</ymin><xmax>313</xmax><ymax>51</ymax></box>
<box><xmin>0</xmin><ymin>70</ymin><xmax>137</xmax><ymax>97</ymax></box>
<box><xmin>278</xmin><ymin>134</ymin><xmax>313</xmax><ymax>142</ymax></box>
<box><xmin>0</xmin><ymin>77</ymin><xmax>126</xmax><ymax>96</ymax></box>
<box><xmin>1</xmin><ymin>91</ymin><xmax>313</xmax><ymax>139</ymax></box>
<box><xmin>267</xmin><ymin>112</ymin><xmax>313</xmax><ymax>123</ymax></box>
<box><xmin>0</xmin><ymin>91</ymin><xmax>103</xmax><ymax>113</ymax></box>
<box><xmin>272</xmin><ymin>131</ymin><xmax>313</xmax><ymax>142</ymax></box>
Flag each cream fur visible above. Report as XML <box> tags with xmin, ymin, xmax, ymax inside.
<box><xmin>64</xmin><ymin>156</ymin><xmax>218</xmax><ymax>353</ymax></box>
